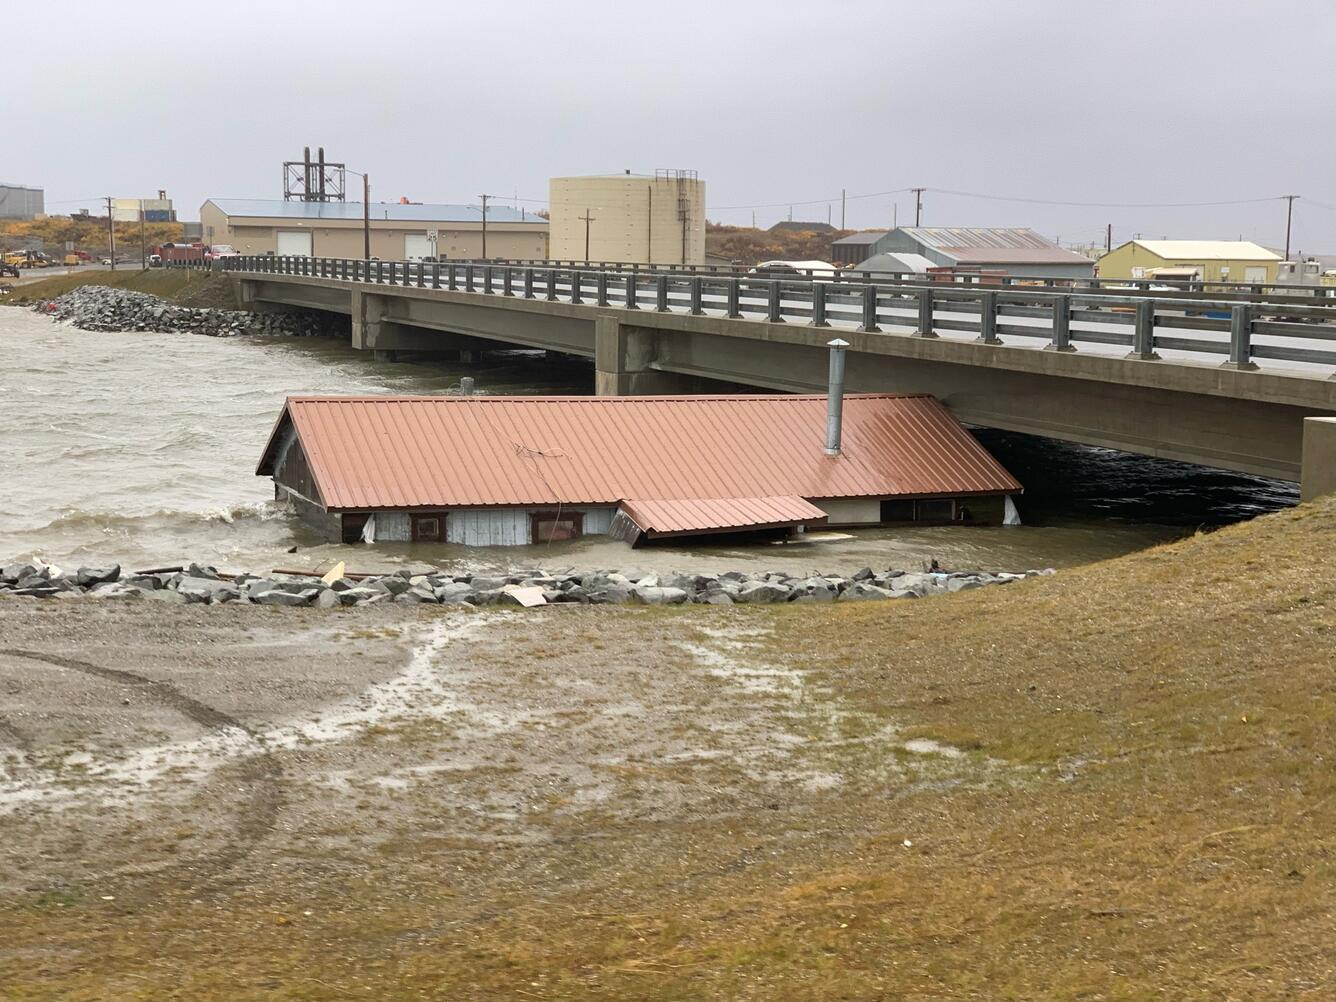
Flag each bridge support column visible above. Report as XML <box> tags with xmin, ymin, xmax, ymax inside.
<box><xmin>594</xmin><ymin>317</ymin><xmax>698</xmax><ymax>396</ymax></box>
<box><xmin>352</xmin><ymin>288</ymin><xmax>487</xmax><ymax>361</ymax></box>
<box><xmin>1301</xmin><ymin>416</ymin><xmax>1336</xmax><ymax>501</ymax></box>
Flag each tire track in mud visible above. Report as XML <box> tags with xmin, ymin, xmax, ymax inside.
<box><xmin>0</xmin><ymin>648</ymin><xmax>284</xmax><ymax>896</ymax></box>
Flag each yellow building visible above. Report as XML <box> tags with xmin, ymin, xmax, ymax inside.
<box><xmin>1097</xmin><ymin>240</ymin><xmax>1281</xmax><ymax>285</ymax></box>
<box><xmin>548</xmin><ymin>171</ymin><xmax>705</xmax><ymax>265</ymax></box>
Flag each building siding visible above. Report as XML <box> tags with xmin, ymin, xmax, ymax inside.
<box><xmin>814</xmin><ymin>498</ymin><xmax>881</xmax><ymax>525</ymax></box>
<box><xmin>1097</xmin><ymin>242</ymin><xmax>1279</xmax><ymax>284</ymax></box>
<box><xmin>548</xmin><ymin>176</ymin><xmax>705</xmax><ymax>265</ymax></box>
<box><xmin>448</xmin><ymin>508</ymin><xmax>532</xmax><ymax>546</ymax></box>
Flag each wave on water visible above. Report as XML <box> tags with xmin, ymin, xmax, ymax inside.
<box><xmin>38</xmin><ymin>501</ymin><xmax>287</xmax><ymax>533</ymax></box>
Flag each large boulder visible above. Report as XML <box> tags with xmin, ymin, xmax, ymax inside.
<box><xmin>736</xmin><ymin>581</ymin><xmax>792</xmax><ymax>604</ymax></box>
<box><xmin>76</xmin><ymin>564</ymin><xmax>120</xmax><ymax>586</ymax></box>
<box><xmin>253</xmin><ymin>589</ymin><xmax>310</xmax><ymax>607</ymax></box>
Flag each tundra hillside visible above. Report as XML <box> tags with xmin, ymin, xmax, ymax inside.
<box><xmin>0</xmin><ymin>499</ymin><xmax>1331</xmax><ymax>1000</ymax></box>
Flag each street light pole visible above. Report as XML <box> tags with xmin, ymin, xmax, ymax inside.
<box><xmin>363</xmin><ymin>173</ymin><xmax>371</xmax><ymax>260</ymax></box>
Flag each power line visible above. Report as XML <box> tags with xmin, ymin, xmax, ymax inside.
<box><xmin>926</xmin><ymin>187</ymin><xmax>1289</xmax><ymax>209</ymax></box>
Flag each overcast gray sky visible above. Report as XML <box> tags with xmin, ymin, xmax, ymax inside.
<box><xmin>7</xmin><ymin>0</ymin><xmax>1335</xmax><ymax>251</ymax></box>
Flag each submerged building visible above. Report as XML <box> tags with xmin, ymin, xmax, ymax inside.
<box><xmin>256</xmin><ymin>393</ymin><xmax>1021</xmax><ymax>547</ymax></box>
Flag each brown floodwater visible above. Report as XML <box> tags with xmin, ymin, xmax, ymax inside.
<box><xmin>0</xmin><ymin>307</ymin><xmax>1297</xmax><ymax>577</ymax></box>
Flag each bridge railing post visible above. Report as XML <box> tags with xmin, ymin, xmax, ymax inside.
<box><xmin>727</xmin><ymin>277</ymin><xmax>741</xmax><ymax>318</ymax></box>
<box><xmin>976</xmin><ymin>290</ymin><xmax>999</xmax><ymax>344</ymax></box>
<box><xmin>545</xmin><ymin>269</ymin><xmax>557</xmax><ymax>301</ymax></box>
<box><xmin>811</xmin><ymin>282</ymin><xmax>830</xmax><ymax>327</ymax></box>
<box><xmin>689</xmin><ymin>276</ymin><xmax>704</xmax><ymax>316</ymax></box>
<box><xmin>416</xmin><ymin>261</ymin><xmax>426</xmax><ymax>288</ymax></box>
<box><xmin>1224</xmin><ymin>303</ymin><xmax>1258</xmax><ymax>370</ymax></box>
<box><xmin>484</xmin><ymin>265</ymin><xmax>496</xmax><ymax>295</ymax></box>
<box><xmin>1046</xmin><ymin>295</ymin><xmax>1074</xmax><ymax>351</ymax></box>
<box><xmin>625</xmin><ymin>272</ymin><xmax>638</xmax><ymax>309</ymax></box>
<box><xmin>655</xmin><ymin>274</ymin><xmax>669</xmax><ymax>312</ymax></box>
<box><xmin>503</xmin><ymin>265</ymin><xmax>514</xmax><ymax>296</ymax></box>
<box><xmin>858</xmin><ymin>284</ymin><xmax>880</xmax><ymax>332</ymax></box>
<box><xmin>597</xmin><ymin>271</ymin><xmax>609</xmax><ymax>306</ymax></box>
<box><xmin>570</xmin><ymin>269</ymin><xmax>583</xmax><ymax>304</ymax></box>
<box><xmin>1128</xmin><ymin>299</ymin><xmax>1160</xmax><ymax>360</ymax></box>
<box><xmin>767</xmin><ymin>280</ymin><xmax>784</xmax><ymax>323</ymax></box>
<box><xmin>524</xmin><ymin>266</ymin><xmax>535</xmax><ymax>299</ymax></box>
<box><xmin>446</xmin><ymin>263</ymin><xmax>457</xmax><ymax>290</ymax></box>
<box><xmin>915</xmin><ymin>288</ymin><xmax>937</xmax><ymax>337</ymax></box>
<box><xmin>465</xmin><ymin>264</ymin><xmax>476</xmax><ymax>292</ymax></box>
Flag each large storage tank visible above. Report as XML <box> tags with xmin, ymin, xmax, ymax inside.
<box><xmin>0</xmin><ymin>183</ymin><xmax>45</xmax><ymax>220</ymax></box>
<box><xmin>548</xmin><ymin>171</ymin><xmax>705</xmax><ymax>265</ymax></box>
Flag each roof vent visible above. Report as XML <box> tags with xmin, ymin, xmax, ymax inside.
<box><xmin>825</xmin><ymin>338</ymin><xmax>849</xmax><ymax>456</ymax></box>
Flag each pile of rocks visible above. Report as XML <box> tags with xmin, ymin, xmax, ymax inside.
<box><xmin>0</xmin><ymin>560</ymin><xmax>1055</xmax><ymax>609</ymax></box>
<box><xmin>35</xmin><ymin>286</ymin><xmax>329</xmax><ymax>337</ymax></box>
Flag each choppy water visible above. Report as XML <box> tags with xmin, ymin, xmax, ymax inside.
<box><xmin>0</xmin><ymin>308</ymin><xmax>1297</xmax><ymax>576</ymax></box>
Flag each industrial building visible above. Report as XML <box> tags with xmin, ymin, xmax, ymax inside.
<box><xmin>1097</xmin><ymin>240</ymin><xmax>1282</xmax><ymax>284</ymax></box>
<box><xmin>850</xmin><ymin>227</ymin><xmax>1095</xmax><ymax>280</ymax></box>
<box><xmin>548</xmin><ymin>171</ymin><xmax>705</xmax><ymax>265</ymax></box>
<box><xmin>0</xmin><ymin>183</ymin><xmax>44</xmax><ymax>220</ymax></box>
<box><xmin>200</xmin><ymin>199</ymin><xmax>548</xmax><ymax>260</ymax></box>
<box><xmin>831</xmin><ymin>230</ymin><xmax>894</xmax><ymax>265</ymax></box>
<box><xmin>112</xmin><ymin>191</ymin><xmax>176</xmax><ymax>223</ymax></box>
<box><xmin>769</xmin><ymin>220</ymin><xmax>838</xmax><ymax>234</ymax></box>
<box><xmin>256</xmin><ymin>394</ymin><xmax>1021</xmax><ymax>547</ymax></box>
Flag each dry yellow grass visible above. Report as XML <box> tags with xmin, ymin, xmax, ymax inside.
<box><xmin>2</xmin><ymin>500</ymin><xmax>1332</xmax><ymax>1000</ymax></box>
<box><xmin>0</xmin><ymin>269</ymin><xmax>231</xmax><ymax>307</ymax></box>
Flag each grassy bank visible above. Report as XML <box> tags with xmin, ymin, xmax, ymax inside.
<box><xmin>0</xmin><ymin>269</ymin><xmax>236</xmax><ymax>309</ymax></box>
<box><xmin>1</xmin><ymin>500</ymin><xmax>1331</xmax><ymax>999</ymax></box>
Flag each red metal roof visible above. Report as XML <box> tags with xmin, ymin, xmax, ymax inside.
<box><xmin>257</xmin><ymin>394</ymin><xmax>1022</xmax><ymax>512</ymax></box>
<box><xmin>620</xmin><ymin>496</ymin><xmax>829</xmax><ymax>537</ymax></box>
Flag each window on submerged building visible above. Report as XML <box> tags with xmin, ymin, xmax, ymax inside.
<box><xmin>531</xmin><ymin>511</ymin><xmax>583</xmax><ymax>543</ymax></box>
<box><xmin>411</xmin><ymin>514</ymin><xmax>445</xmax><ymax>542</ymax></box>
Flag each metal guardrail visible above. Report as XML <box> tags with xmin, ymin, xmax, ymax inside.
<box><xmin>413</xmin><ymin>256</ymin><xmax>1336</xmax><ymax>303</ymax></box>
<box><xmin>212</xmin><ymin>255</ymin><xmax>1336</xmax><ymax>375</ymax></box>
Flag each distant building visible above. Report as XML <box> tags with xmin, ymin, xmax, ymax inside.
<box><xmin>112</xmin><ymin>191</ymin><xmax>177</xmax><ymax>223</ymax></box>
<box><xmin>548</xmin><ymin>171</ymin><xmax>705</xmax><ymax>265</ymax></box>
<box><xmin>850</xmin><ymin>251</ymin><xmax>937</xmax><ymax>276</ymax></box>
<box><xmin>257</xmin><ymin>394</ymin><xmax>1021</xmax><ymax>546</ymax></box>
<box><xmin>855</xmin><ymin>227</ymin><xmax>1095</xmax><ymax>280</ymax></box>
<box><xmin>200</xmin><ymin>199</ymin><xmax>548</xmax><ymax>260</ymax></box>
<box><xmin>831</xmin><ymin>230</ymin><xmax>892</xmax><ymax>265</ymax></box>
<box><xmin>0</xmin><ymin>183</ymin><xmax>44</xmax><ymax>220</ymax></box>
<box><xmin>769</xmin><ymin>220</ymin><xmax>837</xmax><ymax>234</ymax></box>
<box><xmin>180</xmin><ymin>221</ymin><xmax>203</xmax><ymax>241</ymax></box>
<box><xmin>1098</xmin><ymin>240</ymin><xmax>1282</xmax><ymax>284</ymax></box>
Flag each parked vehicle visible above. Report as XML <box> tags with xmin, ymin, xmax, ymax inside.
<box><xmin>148</xmin><ymin>253</ymin><xmax>163</xmax><ymax>268</ymax></box>
<box><xmin>206</xmin><ymin>244</ymin><xmax>239</xmax><ymax>261</ymax></box>
<box><xmin>64</xmin><ymin>254</ymin><xmax>82</xmax><ymax>267</ymax></box>
<box><xmin>0</xmin><ymin>262</ymin><xmax>19</xmax><ymax>278</ymax></box>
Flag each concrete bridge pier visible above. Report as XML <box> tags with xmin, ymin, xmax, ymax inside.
<box><xmin>1301</xmin><ymin>417</ymin><xmax>1336</xmax><ymax>501</ymax></box>
<box><xmin>351</xmin><ymin>289</ymin><xmax>488</xmax><ymax>363</ymax></box>
<box><xmin>595</xmin><ymin>317</ymin><xmax>720</xmax><ymax>395</ymax></box>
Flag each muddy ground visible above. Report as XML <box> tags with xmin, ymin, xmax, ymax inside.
<box><xmin>1</xmin><ymin>502</ymin><xmax>1333</xmax><ymax>1000</ymax></box>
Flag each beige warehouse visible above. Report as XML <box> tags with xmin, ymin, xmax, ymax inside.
<box><xmin>548</xmin><ymin>171</ymin><xmax>705</xmax><ymax>265</ymax></box>
<box><xmin>200</xmin><ymin>199</ymin><xmax>548</xmax><ymax>261</ymax></box>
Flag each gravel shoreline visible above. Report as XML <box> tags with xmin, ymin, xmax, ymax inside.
<box><xmin>0</xmin><ymin>558</ymin><xmax>1054</xmax><ymax>608</ymax></box>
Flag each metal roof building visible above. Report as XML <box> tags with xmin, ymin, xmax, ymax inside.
<box><xmin>1097</xmin><ymin>240</ymin><xmax>1282</xmax><ymax>284</ymax></box>
<box><xmin>870</xmin><ymin>227</ymin><xmax>1095</xmax><ymax>279</ymax></box>
<box><xmin>257</xmin><ymin>394</ymin><xmax>1021</xmax><ymax>546</ymax></box>
<box><xmin>831</xmin><ymin>230</ymin><xmax>893</xmax><ymax>265</ymax></box>
<box><xmin>199</xmin><ymin>198</ymin><xmax>548</xmax><ymax>262</ymax></box>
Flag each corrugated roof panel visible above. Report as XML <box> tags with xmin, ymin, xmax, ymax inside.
<box><xmin>261</xmin><ymin>394</ymin><xmax>1022</xmax><ymax>511</ymax></box>
<box><xmin>205</xmin><ymin>198</ymin><xmax>542</xmax><ymax>225</ymax></box>
<box><xmin>620</xmin><ymin>496</ymin><xmax>828</xmax><ymax>536</ymax></box>
<box><xmin>1129</xmin><ymin>240</ymin><xmax>1280</xmax><ymax>261</ymax></box>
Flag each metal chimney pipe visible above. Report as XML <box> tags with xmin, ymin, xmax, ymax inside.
<box><xmin>303</xmin><ymin>146</ymin><xmax>312</xmax><ymax>198</ymax></box>
<box><xmin>317</xmin><ymin>147</ymin><xmax>326</xmax><ymax>200</ymax></box>
<box><xmin>824</xmin><ymin>338</ymin><xmax>849</xmax><ymax>456</ymax></box>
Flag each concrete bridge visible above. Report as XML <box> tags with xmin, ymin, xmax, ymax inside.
<box><xmin>218</xmin><ymin>256</ymin><xmax>1336</xmax><ymax>489</ymax></box>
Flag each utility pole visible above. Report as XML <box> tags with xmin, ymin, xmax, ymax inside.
<box><xmin>105</xmin><ymin>197</ymin><xmax>116</xmax><ymax>270</ymax></box>
<box><xmin>1105</xmin><ymin>222</ymin><xmax>1112</xmax><ymax>253</ymax></box>
<box><xmin>911</xmin><ymin>187</ymin><xmax>925</xmax><ymax>227</ymax></box>
<box><xmin>139</xmin><ymin>199</ymin><xmax>146</xmax><ymax>270</ymax></box>
<box><xmin>751</xmin><ymin>209</ymin><xmax>756</xmax><ymax>229</ymax></box>
<box><xmin>479</xmin><ymin>193</ymin><xmax>489</xmax><ymax>260</ymax></box>
<box><xmin>1283</xmin><ymin>194</ymin><xmax>1299</xmax><ymax>261</ymax></box>
<box><xmin>841</xmin><ymin>188</ymin><xmax>846</xmax><ymax>230</ymax></box>
<box><xmin>579</xmin><ymin>208</ymin><xmax>596</xmax><ymax>262</ymax></box>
